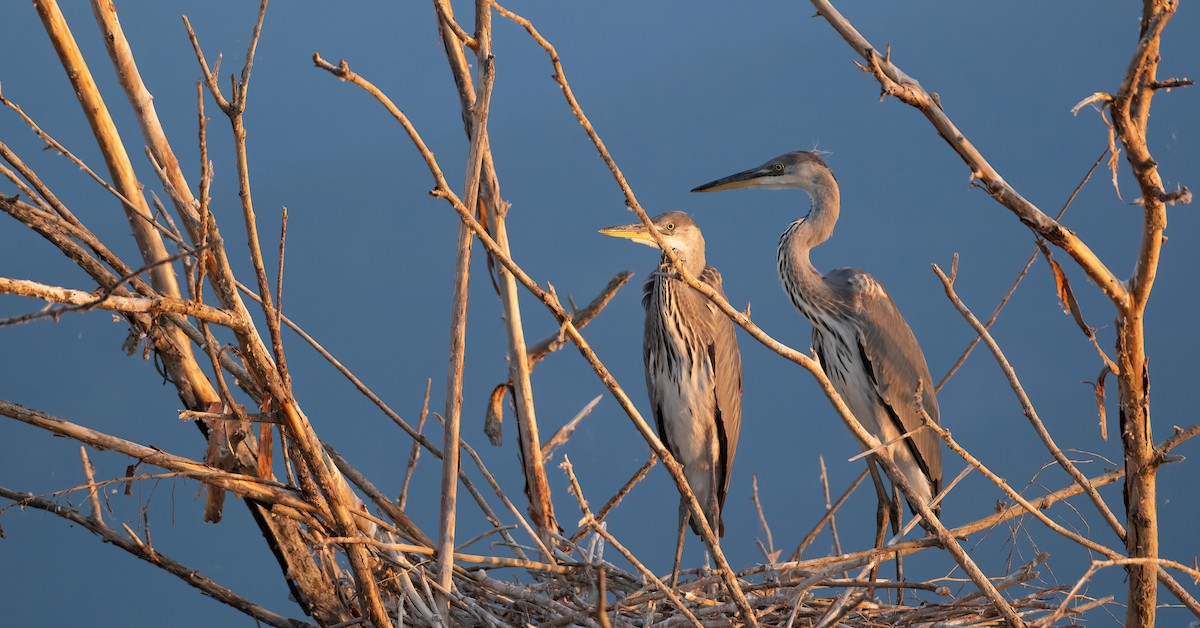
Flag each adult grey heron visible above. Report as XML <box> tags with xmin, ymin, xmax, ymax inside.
<box><xmin>599</xmin><ymin>211</ymin><xmax>743</xmax><ymax>584</ymax></box>
<box><xmin>691</xmin><ymin>151</ymin><xmax>942</xmax><ymax>527</ymax></box>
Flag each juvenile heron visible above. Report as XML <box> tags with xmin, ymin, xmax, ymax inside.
<box><xmin>692</xmin><ymin>152</ymin><xmax>942</xmax><ymax>528</ymax></box>
<box><xmin>599</xmin><ymin>211</ymin><xmax>743</xmax><ymax>584</ymax></box>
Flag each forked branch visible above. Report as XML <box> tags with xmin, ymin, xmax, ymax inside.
<box><xmin>808</xmin><ymin>0</ymin><xmax>1128</xmax><ymax>309</ymax></box>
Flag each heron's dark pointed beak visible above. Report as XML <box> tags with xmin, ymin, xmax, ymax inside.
<box><xmin>691</xmin><ymin>166</ymin><xmax>772</xmax><ymax>193</ymax></box>
<box><xmin>598</xmin><ymin>223</ymin><xmax>657</xmax><ymax>247</ymax></box>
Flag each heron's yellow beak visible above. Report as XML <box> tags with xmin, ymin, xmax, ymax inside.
<box><xmin>598</xmin><ymin>223</ymin><xmax>658</xmax><ymax>248</ymax></box>
<box><xmin>691</xmin><ymin>166</ymin><xmax>771</xmax><ymax>192</ymax></box>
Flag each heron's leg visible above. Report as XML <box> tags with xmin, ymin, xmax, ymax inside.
<box><xmin>671</xmin><ymin>500</ymin><xmax>688</xmax><ymax>589</ymax></box>
<box><xmin>890</xmin><ymin>483</ymin><xmax>905</xmax><ymax>603</ymax></box>
<box><xmin>704</xmin><ymin>467</ymin><xmax>720</xmax><ymax>595</ymax></box>
<box><xmin>866</xmin><ymin>458</ymin><xmax>891</xmax><ymax>584</ymax></box>
<box><xmin>708</xmin><ymin>464</ymin><xmax>721</xmax><ymax>536</ymax></box>
<box><xmin>889</xmin><ymin>482</ymin><xmax>903</xmax><ymax>536</ymax></box>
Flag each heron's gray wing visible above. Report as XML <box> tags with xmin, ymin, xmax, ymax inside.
<box><xmin>698</xmin><ymin>265</ymin><xmax>743</xmax><ymax>515</ymax></box>
<box><xmin>830</xmin><ymin>268</ymin><xmax>942</xmax><ymax>497</ymax></box>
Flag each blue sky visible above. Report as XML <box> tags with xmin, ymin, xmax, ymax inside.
<box><xmin>1</xmin><ymin>2</ymin><xmax>1197</xmax><ymax>625</ymax></box>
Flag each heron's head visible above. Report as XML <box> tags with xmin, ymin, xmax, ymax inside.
<box><xmin>690</xmin><ymin>150</ymin><xmax>834</xmax><ymax>194</ymax></box>
<box><xmin>599</xmin><ymin>211</ymin><xmax>705</xmax><ymax>262</ymax></box>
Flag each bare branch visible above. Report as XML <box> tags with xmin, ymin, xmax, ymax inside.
<box><xmin>0</xmin><ymin>487</ymin><xmax>314</xmax><ymax>628</ymax></box>
<box><xmin>0</xmin><ymin>400</ymin><xmax>323</xmax><ymax>522</ymax></box>
<box><xmin>790</xmin><ymin>468</ymin><xmax>868</xmax><ymax>561</ymax></box>
<box><xmin>33</xmin><ymin>0</ymin><xmax>215</xmax><ymax>410</ymax></box>
<box><xmin>561</xmin><ymin>457</ymin><xmax>704</xmax><ymax>628</ymax></box>
<box><xmin>434</xmin><ymin>0</ymin><xmax>559</xmax><ymax>542</ymax></box>
<box><xmin>400</xmin><ymin>379</ymin><xmax>432</xmax><ymax>510</ymax></box>
<box><xmin>809</xmin><ymin>0</ymin><xmax>1129</xmax><ymax>308</ymax></box>
<box><xmin>933</xmin><ymin>264</ymin><xmax>1127</xmax><ymax>540</ymax></box>
<box><xmin>0</xmin><ymin>276</ymin><xmax>240</xmax><ymax>329</ymax></box>
<box><xmin>542</xmin><ymin>395</ymin><xmax>602</xmax><ymax>461</ymax></box>
<box><xmin>570</xmin><ymin>455</ymin><xmax>658</xmax><ymax>544</ymax></box>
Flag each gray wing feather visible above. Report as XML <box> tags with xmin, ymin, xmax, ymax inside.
<box><xmin>829</xmin><ymin>268</ymin><xmax>942</xmax><ymax>497</ymax></box>
<box><xmin>697</xmin><ymin>266</ymin><xmax>743</xmax><ymax>512</ymax></box>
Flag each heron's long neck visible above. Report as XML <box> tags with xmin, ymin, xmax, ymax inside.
<box><xmin>778</xmin><ymin>173</ymin><xmax>840</xmax><ymax>312</ymax></box>
<box><xmin>658</xmin><ymin>248</ymin><xmax>706</xmax><ymax>278</ymax></box>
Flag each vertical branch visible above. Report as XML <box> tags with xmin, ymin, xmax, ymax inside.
<box><xmin>34</xmin><ymin>0</ymin><xmax>212</xmax><ymax>409</ymax></box>
<box><xmin>182</xmin><ymin>9</ymin><xmax>394</xmax><ymax>626</ymax></box>
<box><xmin>275</xmin><ymin>206</ymin><xmax>289</xmax><ymax>388</ymax></box>
<box><xmin>88</xmin><ymin>1</ymin><xmax>200</xmax><ymax>239</ymax></box>
<box><xmin>435</xmin><ymin>2</ymin><xmax>505</xmax><ymax>616</ymax></box>
<box><xmin>1108</xmin><ymin>3</ymin><xmax>1180</xmax><ymax>625</ymax></box>
<box><xmin>220</xmin><ymin>4</ymin><xmax>292</xmax><ymax>392</ymax></box>
<box><xmin>432</xmin><ymin>0</ymin><xmax>559</xmax><ymax>541</ymax></box>
<box><xmin>80</xmin><ymin>446</ymin><xmax>103</xmax><ymax>523</ymax></box>
<box><xmin>437</xmin><ymin>220</ymin><xmax>471</xmax><ymax>619</ymax></box>
<box><xmin>89</xmin><ymin>0</ymin><xmax>361</xmax><ymax>620</ymax></box>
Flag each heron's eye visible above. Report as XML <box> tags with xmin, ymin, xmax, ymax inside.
<box><xmin>773</xmin><ymin>163</ymin><xmax>785</xmax><ymax>173</ymax></box>
<box><xmin>665</xmin><ymin>222</ymin><xmax>676</xmax><ymax>231</ymax></box>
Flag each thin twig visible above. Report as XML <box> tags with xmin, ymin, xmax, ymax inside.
<box><xmin>791</xmin><ymin>468</ymin><xmax>868</xmax><ymax>562</ymax></box>
<box><xmin>79</xmin><ymin>446</ymin><xmax>103</xmax><ymax>523</ymax></box>
<box><xmin>936</xmin><ymin>146</ymin><xmax>1109</xmax><ymax>391</ymax></box>
<box><xmin>0</xmin><ymin>487</ymin><xmax>314</xmax><ymax>628</ymax></box>
<box><xmin>449</xmin><ymin>419</ymin><xmax>550</xmax><ymax>562</ymax></box>
<box><xmin>323</xmin><ymin>444</ymin><xmax>433</xmax><ymax>547</ymax></box>
<box><xmin>400</xmin><ymin>379</ymin><xmax>432</xmax><ymax>510</ymax></box>
<box><xmin>818</xmin><ymin>456</ymin><xmax>844</xmax><ymax>559</ymax></box>
<box><xmin>750</xmin><ymin>475</ymin><xmax>777</xmax><ymax>564</ymax></box>
<box><xmin>542</xmin><ymin>395</ymin><xmax>603</xmax><ymax>461</ymax></box>
<box><xmin>561</xmin><ymin>457</ymin><xmax>704</xmax><ymax>628</ymax></box>
<box><xmin>1043</xmin><ymin>557</ymin><xmax>1200</xmax><ymax>627</ymax></box>
<box><xmin>571</xmin><ymin>455</ymin><xmax>658</xmax><ymax>544</ymax></box>
<box><xmin>917</xmin><ymin>400</ymin><xmax>1122</xmax><ymax>558</ymax></box>
<box><xmin>933</xmin><ymin>263</ymin><xmax>1127</xmax><ymax>540</ymax></box>
<box><xmin>0</xmin><ymin>97</ymin><xmax>182</xmax><ymax>246</ymax></box>
<box><xmin>935</xmin><ymin>263</ymin><xmax>1200</xmax><ymax>617</ymax></box>
<box><xmin>275</xmin><ymin>206</ymin><xmax>289</xmax><ymax>387</ymax></box>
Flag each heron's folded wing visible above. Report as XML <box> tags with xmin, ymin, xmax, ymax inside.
<box><xmin>699</xmin><ymin>265</ymin><xmax>744</xmax><ymax>508</ymax></box>
<box><xmin>834</xmin><ymin>268</ymin><xmax>942</xmax><ymax>496</ymax></box>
